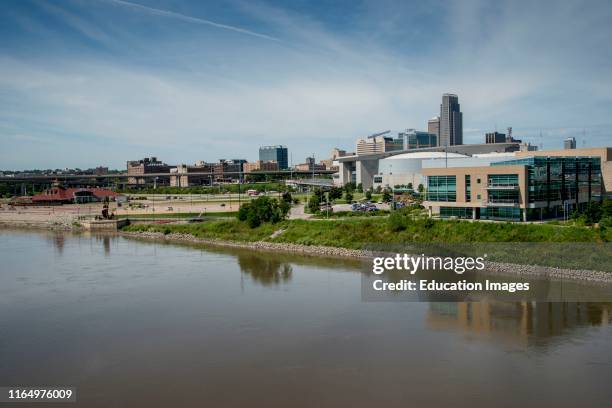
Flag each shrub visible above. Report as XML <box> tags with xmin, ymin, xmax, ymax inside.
<box><xmin>365</xmin><ymin>190</ymin><xmax>372</xmax><ymax>200</ymax></box>
<box><xmin>388</xmin><ymin>211</ymin><xmax>407</xmax><ymax>232</ymax></box>
<box><xmin>599</xmin><ymin>215</ymin><xmax>612</xmax><ymax>229</ymax></box>
<box><xmin>422</xmin><ymin>217</ymin><xmax>434</xmax><ymax>229</ymax></box>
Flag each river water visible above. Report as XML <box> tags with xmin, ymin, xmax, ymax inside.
<box><xmin>1</xmin><ymin>229</ymin><xmax>611</xmax><ymax>407</ymax></box>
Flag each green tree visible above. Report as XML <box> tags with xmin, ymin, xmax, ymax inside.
<box><xmin>382</xmin><ymin>189</ymin><xmax>392</xmax><ymax>202</ymax></box>
<box><xmin>328</xmin><ymin>186</ymin><xmax>343</xmax><ymax>201</ymax></box>
<box><xmin>344</xmin><ymin>190</ymin><xmax>353</xmax><ymax>203</ymax></box>
<box><xmin>344</xmin><ymin>182</ymin><xmax>356</xmax><ymax>193</ymax></box>
<box><xmin>307</xmin><ymin>188</ymin><xmax>324</xmax><ymax>213</ymax></box>
<box><xmin>407</xmin><ymin>182</ymin><xmax>413</xmax><ymax>190</ymax></box>
<box><xmin>308</xmin><ymin>196</ymin><xmax>321</xmax><ymax>213</ymax></box>
<box><xmin>356</xmin><ymin>183</ymin><xmax>363</xmax><ymax>193</ymax></box>
<box><xmin>417</xmin><ymin>184</ymin><xmax>424</xmax><ymax>193</ymax></box>
<box><xmin>365</xmin><ymin>189</ymin><xmax>372</xmax><ymax>200</ymax></box>
<box><xmin>237</xmin><ymin>196</ymin><xmax>290</xmax><ymax>228</ymax></box>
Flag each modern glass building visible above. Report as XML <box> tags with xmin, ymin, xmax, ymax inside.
<box><xmin>422</xmin><ymin>155</ymin><xmax>603</xmax><ymax>222</ymax></box>
<box><xmin>491</xmin><ymin>156</ymin><xmax>602</xmax><ymax>220</ymax></box>
<box><xmin>398</xmin><ymin>129</ymin><xmax>438</xmax><ymax>149</ymax></box>
<box><xmin>259</xmin><ymin>145</ymin><xmax>288</xmax><ymax>170</ymax></box>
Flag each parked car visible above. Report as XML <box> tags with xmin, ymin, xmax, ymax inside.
<box><xmin>320</xmin><ymin>203</ymin><xmax>333</xmax><ymax>212</ymax></box>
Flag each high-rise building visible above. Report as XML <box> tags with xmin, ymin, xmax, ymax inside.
<box><xmin>564</xmin><ymin>137</ymin><xmax>576</xmax><ymax>150</ymax></box>
<box><xmin>259</xmin><ymin>145</ymin><xmax>288</xmax><ymax>169</ymax></box>
<box><xmin>439</xmin><ymin>94</ymin><xmax>463</xmax><ymax>146</ymax></box>
<box><xmin>428</xmin><ymin>116</ymin><xmax>440</xmax><ymax>141</ymax></box>
<box><xmin>356</xmin><ymin>136</ymin><xmax>403</xmax><ymax>155</ymax></box>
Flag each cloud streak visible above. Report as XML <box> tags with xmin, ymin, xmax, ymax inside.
<box><xmin>100</xmin><ymin>0</ymin><xmax>280</xmax><ymax>42</ymax></box>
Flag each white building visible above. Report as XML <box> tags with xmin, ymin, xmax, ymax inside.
<box><xmin>373</xmin><ymin>152</ymin><xmax>468</xmax><ymax>189</ymax></box>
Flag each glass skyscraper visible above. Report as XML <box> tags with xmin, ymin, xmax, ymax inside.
<box><xmin>439</xmin><ymin>94</ymin><xmax>463</xmax><ymax>146</ymax></box>
<box><xmin>259</xmin><ymin>145</ymin><xmax>288</xmax><ymax>170</ymax></box>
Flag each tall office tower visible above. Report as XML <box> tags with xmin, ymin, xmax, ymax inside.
<box><xmin>259</xmin><ymin>145</ymin><xmax>289</xmax><ymax>169</ymax></box>
<box><xmin>439</xmin><ymin>94</ymin><xmax>463</xmax><ymax>146</ymax></box>
<box><xmin>564</xmin><ymin>137</ymin><xmax>576</xmax><ymax>150</ymax></box>
<box><xmin>427</xmin><ymin>116</ymin><xmax>440</xmax><ymax>145</ymax></box>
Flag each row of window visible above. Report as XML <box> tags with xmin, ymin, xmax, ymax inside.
<box><xmin>427</xmin><ymin>175</ymin><xmax>457</xmax><ymax>202</ymax></box>
<box><xmin>438</xmin><ymin>207</ymin><xmax>522</xmax><ymax>221</ymax></box>
<box><xmin>488</xmin><ymin>174</ymin><xmax>518</xmax><ymax>187</ymax></box>
<box><xmin>440</xmin><ymin>207</ymin><xmax>473</xmax><ymax>219</ymax></box>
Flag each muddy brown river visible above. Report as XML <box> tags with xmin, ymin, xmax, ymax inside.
<box><xmin>1</xmin><ymin>229</ymin><xmax>611</xmax><ymax>407</ymax></box>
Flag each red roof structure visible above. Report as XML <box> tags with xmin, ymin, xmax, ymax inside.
<box><xmin>30</xmin><ymin>186</ymin><xmax>120</xmax><ymax>204</ymax></box>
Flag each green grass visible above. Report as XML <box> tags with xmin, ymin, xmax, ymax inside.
<box><xmin>124</xmin><ymin>216</ymin><xmax>610</xmax><ymax>246</ymax></box>
<box><xmin>126</xmin><ymin>211</ymin><xmax>237</xmax><ymax>219</ymax></box>
<box><xmin>122</xmin><ymin>217</ymin><xmax>611</xmax><ymax>270</ymax></box>
<box><xmin>123</xmin><ymin>219</ymin><xmax>281</xmax><ymax>242</ymax></box>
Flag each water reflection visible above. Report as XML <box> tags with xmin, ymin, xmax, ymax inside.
<box><xmin>427</xmin><ymin>301</ymin><xmax>612</xmax><ymax>346</ymax></box>
<box><xmin>50</xmin><ymin>232</ymin><xmax>65</xmax><ymax>254</ymax></box>
<box><xmin>237</xmin><ymin>252</ymin><xmax>293</xmax><ymax>286</ymax></box>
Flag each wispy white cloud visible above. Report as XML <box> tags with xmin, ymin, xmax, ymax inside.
<box><xmin>99</xmin><ymin>0</ymin><xmax>280</xmax><ymax>42</ymax></box>
<box><xmin>1</xmin><ymin>0</ymin><xmax>611</xmax><ymax>169</ymax></box>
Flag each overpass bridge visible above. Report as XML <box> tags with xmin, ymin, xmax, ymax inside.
<box><xmin>285</xmin><ymin>178</ymin><xmax>335</xmax><ymax>189</ymax></box>
<box><xmin>0</xmin><ymin>169</ymin><xmax>336</xmax><ymax>182</ymax></box>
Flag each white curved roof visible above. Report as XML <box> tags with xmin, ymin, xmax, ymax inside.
<box><xmin>384</xmin><ymin>152</ymin><xmax>468</xmax><ymax>160</ymax></box>
<box><xmin>472</xmin><ymin>152</ymin><xmax>516</xmax><ymax>158</ymax></box>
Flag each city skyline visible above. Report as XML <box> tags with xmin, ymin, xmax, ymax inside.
<box><xmin>1</xmin><ymin>0</ymin><xmax>612</xmax><ymax>170</ymax></box>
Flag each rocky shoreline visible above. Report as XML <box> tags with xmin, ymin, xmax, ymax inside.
<box><xmin>121</xmin><ymin>230</ymin><xmax>612</xmax><ymax>284</ymax></box>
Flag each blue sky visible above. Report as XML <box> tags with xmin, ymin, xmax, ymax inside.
<box><xmin>1</xmin><ymin>0</ymin><xmax>611</xmax><ymax>170</ymax></box>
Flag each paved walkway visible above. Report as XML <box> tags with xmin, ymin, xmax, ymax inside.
<box><xmin>288</xmin><ymin>204</ymin><xmax>312</xmax><ymax>220</ymax></box>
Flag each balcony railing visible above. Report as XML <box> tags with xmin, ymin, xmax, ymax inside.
<box><xmin>487</xmin><ymin>199</ymin><xmax>519</xmax><ymax>207</ymax></box>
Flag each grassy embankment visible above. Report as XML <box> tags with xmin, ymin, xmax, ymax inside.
<box><xmin>123</xmin><ymin>217</ymin><xmax>611</xmax><ymax>271</ymax></box>
<box><xmin>126</xmin><ymin>211</ymin><xmax>238</xmax><ymax>219</ymax></box>
<box><xmin>123</xmin><ymin>217</ymin><xmax>610</xmax><ymax>246</ymax></box>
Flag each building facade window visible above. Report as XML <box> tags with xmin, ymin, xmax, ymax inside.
<box><xmin>488</xmin><ymin>174</ymin><xmax>518</xmax><ymax>187</ymax></box>
<box><xmin>492</xmin><ymin>156</ymin><xmax>602</xmax><ymax>205</ymax></box>
<box><xmin>465</xmin><ymin>175</ymin><xmax>471</xmax><ymax>201</ymax></box>
<box><xmin>440</xmin><ymin>207</ymin><xmax>472</xmax><ymax>219</ymax></box>
<box><xmin>427</xmin><ymin>175</ymin><xmax>456</xmax><ymax>202</ymax></box>
<box><xmin>481</xmin><ymin>207</ymin><xmax>522</xmax><ymax>221</ymax></box>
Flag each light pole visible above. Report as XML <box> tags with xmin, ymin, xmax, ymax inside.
<box><xmin>238</xmin><ymin>166</ymin><xmax>242</xmax><ymax>208</ymax></box>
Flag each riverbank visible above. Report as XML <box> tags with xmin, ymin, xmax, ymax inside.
<box><xmin>120</xmin><ymin>228</ymin><xmax>612</xmax><ymax>284</ymax></box>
